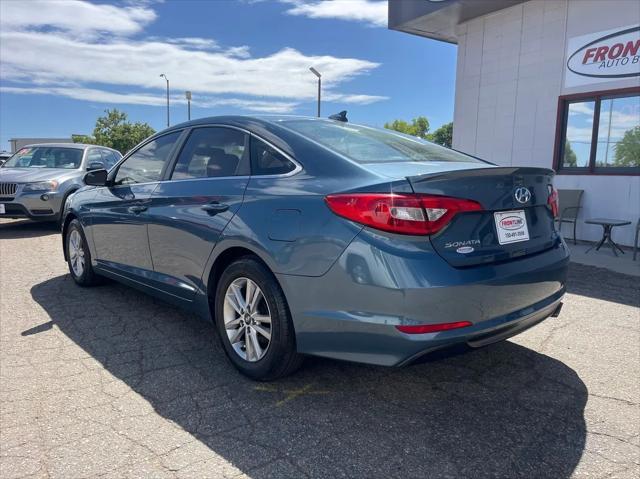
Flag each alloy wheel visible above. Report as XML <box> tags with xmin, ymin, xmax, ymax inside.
<box><xmin>223</xmin><ymin>277</ymin><xmax>272</xmax><ymax>362</ymax></box>
<box><xmin>68</xmin><ymin>229</ymin><xmax>85</xmax><ymax>278</ymax></box>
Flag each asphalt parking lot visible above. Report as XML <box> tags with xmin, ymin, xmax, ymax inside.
<box><xmin>1</xmin><ymin>218</ymin><xmax>639</xmax><ymax>479</ymax></box>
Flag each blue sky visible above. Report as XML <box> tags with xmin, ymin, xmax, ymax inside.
<box><xmin>0</xmin><ymin>0</ymin><xmax>457</xmax><ymax>152</ymax></box>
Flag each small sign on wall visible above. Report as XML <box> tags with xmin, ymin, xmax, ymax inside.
<box><xmin>565</xmin><ymin>25</ymin><xmax>640</xmax><ymax>88</ymax></box>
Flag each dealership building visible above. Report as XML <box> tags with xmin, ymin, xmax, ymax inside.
<box><xmin>390</xmin><ymin>0</ymin><xmax>640</xmax><ymax>246</ymax></box>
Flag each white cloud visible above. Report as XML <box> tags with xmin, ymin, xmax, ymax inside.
<box><xmin>146</xmin><ymin>37</ymin><xmax>251</xmax><ymax>57</ymax></box>
<box><xmin>568</xmin><ymin>103</ymin><xmax>594</xmax><ymax>116</ymax></box>
<box><xmin>1</xmin><ymin>31</ymin><xmax>380</xmax><ymax>100</ymax></box>
<box><xmin>1</xmin><ymin>86</ymin><xmax>168</xmax><ymax>107</ymax></box>
<box><xmin>0</xmin><ymin>86</ymin><xmax>300</xmax><ymax>113</ymax></box>
<box><xmin>226</xmin><ymin>46</ymin><xmax>252</xmax><ymax>59</ymax></box>
<box><xmin>198</xmin><ymin>97</ymin><xmax>299</xmax><ymax>113</ymax></box>
<box><xmin>567</xmin><ymin>100</ymin><xmax>639</xmax><ymax>139</ymax></box>
<box><xmin>566</xmin><ymin>126</ymin><xmax>594</xmax><ymax>143</ymax></box>
<box><xmin>0</xmin><ymin>0</ymin><xmax>155</xmax><ymax>36</ymax></box>
<box><xmin>605</xmin><ymin>109</ymin><xmax>640</xmax><ymax>130</ymax></box>
<box><xmin>282</xmin><ymin>0</ymin><xmax>387</xmax><ymax>27</ymax></box>
<box><xmin>0</xmin><ymin>0</ymin><xmax>387</xmax><ymax>114</ymax></box>
<box><xmin>123</xmin><ymin>0</ymin><xmax>165</xmax><ymax>6</ymax></box>
<box><xmin>324</xmin><ymin>92</ymin><xmax>389</xmax><ymax>104</ymax></box>
<box><xmin>162</xmin><ymin>37</ymin><xmax>220</xmax><ymax>51</ymax></box>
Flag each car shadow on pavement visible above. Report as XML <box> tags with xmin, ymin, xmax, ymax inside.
<box><xmin>0</xmin><ymin>219</ymin><xmax>59</xmax><ymax>239</ymax></box>
<box><xmin>567</xmin><ymin>262</ymin><xmax>640</xmax><ymax>308</ymax></box>
<box><xmin>31</xmin><ymin>274</ymin><xmax>587</xmax><ymax>479</ymax></box>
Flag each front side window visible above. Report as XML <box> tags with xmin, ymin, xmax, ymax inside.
<box><xmin>171</xmin><ymin>127</ymin><xmax>248</xmax><ymax>179</ymax></box>
<box><xmin>558</xmin><ymin>91</ymin><xmax>639</xmax><ymax>173</ymax></box>
<box><xmin>281</xmin><ymin>120</ymin><xmax>483</xmax><ymax>164</ymax></box>
<box><xmin>4</xmin><ymin>146</ymin><xmax>83</xmax><ymax>169</ymax></box>
<box><xmin>115</xmin><ymin>131</ymin><xmax>181</xmax><ymax>185</ymax></box>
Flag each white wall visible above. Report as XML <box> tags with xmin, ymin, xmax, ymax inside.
<box><xmin>452</xmin><ymin>0</ymin><xmax>640</xmax><ymax>246</ymax></box>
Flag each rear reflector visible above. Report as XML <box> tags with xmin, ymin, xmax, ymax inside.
<box><xmin>395</xmin><ymin>321</ymin><xmax>473</xmax><ymax>334</ymax></box>
<box><xmin>325</xmin><ymin>193</ymin><xmax>482</xmax><ymax>235</ymax></box>
<box><xmin>547</xmin><ymin>186</ymin><xmax>559</xmax><ymax>218</ymax></box>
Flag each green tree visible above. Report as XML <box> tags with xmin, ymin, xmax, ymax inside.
<box><xmin>563</xmin><ymin>140</ymin><xmax>578</xmax><ymax>167</ymax></box>
<box><xmin>427</xmin><ymin>122</ymin><xmax>453</xmax><ymax>148</ymax></box>
<box><xmin>384</xmin><ymin>116</ymin><xmax>430</xmax><ymax>139</ymax></box>
<box><xmin>613</xmin><ymin>126</ymin><xmax>640</xmax><ymax>167</ymax></box>
<box><xmin>73</xmin><ymin>109</ymin><xmax>155</xmax><ymax>154</ymax></box>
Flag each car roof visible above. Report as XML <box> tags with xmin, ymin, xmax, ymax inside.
<box><xmin>19</xmin><ymin>143</ymin><xmax>119</xmax><ymax>152</ymax></box>
<box><xmin>163</xmin><ymin>115</ymin><xmax>343</xmax><ymax>133</ymax></box>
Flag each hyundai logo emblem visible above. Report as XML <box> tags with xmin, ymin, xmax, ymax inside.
<box><xmin>514</xmin><ymin>187</ymin><xmax>531</xmax><ymax>204</ymax></box>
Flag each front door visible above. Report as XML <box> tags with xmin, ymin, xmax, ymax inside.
<box><xmin>88</xmin><ymin>131</ymin><xmax>183</xmax><ymax>280</ymax></box>
<box><xmin>147</xmin><ymin>126</ymin><xmax>250</xmax><ymax>299</ymax></box>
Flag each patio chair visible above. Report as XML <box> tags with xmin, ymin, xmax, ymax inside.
<box><xmin>556</xmin><ymin>189</ymin><xmax>584</xmax><ymax>245</ymax></box>
<box><xmin>634</xmin><ymin>218</ymin><xmax>639</xmax><ymax>261</ymax></box>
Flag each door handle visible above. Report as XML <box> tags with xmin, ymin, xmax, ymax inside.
<box><xmin>128</xmin><ymin>205</ymin><xmax>148</xmax><ymax>214</ymax></box>
<box><xmin>202</xmin><ymin>202</ymin><xmax>229</xmax><ymax>215</ymax></box>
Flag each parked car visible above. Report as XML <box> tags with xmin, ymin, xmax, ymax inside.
<box><xmin>0</xmin><ymin>143</ymin><xmax>121</xmax><ymax>223</ymax></box>
<box><xmin>0</xmin><ymin>151</ymin><xmax>12</xmax><ymax>167</ymax></box>
<box><xmin>61</xmin><ymin>116</ymin><xmax>569</xmax><ymax>380</ymax></box>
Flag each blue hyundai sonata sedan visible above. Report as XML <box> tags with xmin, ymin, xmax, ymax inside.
<box><xmin>61</xmin><ymin>115</ymin><xmax>568</xmax><ymax>380</ymax></box>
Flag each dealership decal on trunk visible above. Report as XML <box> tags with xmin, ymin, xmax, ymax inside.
<box><xmin>566</xmin><ymin>25</ymin><xmax>640</xmax><ymax>87</ymax></box>
<box><xmin>499</xmin><ymin>215</ymin><xmax>525</xmax><ymax>230</ymax></box>
<box><xmin>494</xmin><ymin>210</ymin><xmax>530</xmax><ymax>245</ymax></box>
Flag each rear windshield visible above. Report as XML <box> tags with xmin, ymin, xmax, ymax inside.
<box><xmin>4</xmin><ymin>146</ymin><xmax>83</xmax><ymax>169</ymax></box>
<box><xmin>281</xmin><ymin>120</ymin><xmax>484</xmax><ymax>164</ymax></box>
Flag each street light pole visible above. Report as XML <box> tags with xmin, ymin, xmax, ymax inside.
<box><xmin>185</xmin><ymin>91</ymin><xmax>192</xmax><ymax>121</ymax></box>
<box><xmin>160</xmin><ymin>73</ymin><xmax>170</xmax><ymax>127</ymax></box>
<box><xmin>309</xmin><ymin>67</ymin><xmax>321</xmax><ymax>118</ymax></box>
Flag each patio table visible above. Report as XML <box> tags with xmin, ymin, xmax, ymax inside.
<box><xmin>585</xmin><ymin>218</ymin><xmax>631</xmax><ymax>256</ymax></box>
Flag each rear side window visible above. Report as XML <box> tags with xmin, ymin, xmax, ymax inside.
<box><xmin>281</xmin><ymin>120</ymin><xmax>484</xmax><ymax>164</ymax></box>
<box><xmin>171</xmin><ymin>127</ymin><xmax>249</xmax><ymax>179</ymax></box>
<box><xmin>250</xmin><ymin>137</ymin><xmax>297</xmax><ymax>175</ymax></box>
<box><xmin>115</xmin><ymin>131</ymin><xmax>181</xmax><ymax>185</ymax></box>
<box><xmin>86</xmin><ymin>149</ymin><xmax>103</xmax><ymax>166</ymax></box>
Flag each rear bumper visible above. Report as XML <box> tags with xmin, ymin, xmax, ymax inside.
<box><xmin>277</xmin><ymin>229</ymin><xmax>569</xmax><ymax>366</ymax></box>
<box><xmin>399</xmin><ymin>294</ymin><xmax>563</xmax><ymax>366</ymax></box>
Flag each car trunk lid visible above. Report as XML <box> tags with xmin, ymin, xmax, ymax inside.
<box><xmin>407</xmin><ymin>167</ymin><xmax>559</xmax><ymax>267</ymax></box>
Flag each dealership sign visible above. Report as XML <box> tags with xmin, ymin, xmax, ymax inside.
<box><xmin>565</xmin><ymin>25</ymin><xmax>640</xmax><ymax>87</ymax></box>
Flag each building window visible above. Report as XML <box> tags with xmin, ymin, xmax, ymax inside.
<box><xmin>556</xmin><ymin>89</ymin><xmax>639</xmax><ymax>174</ymax></box>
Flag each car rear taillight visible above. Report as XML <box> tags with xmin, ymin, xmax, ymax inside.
<box><xmin>396</xmin><ymin>321</ymin><xmax>473</xmax><ymax>334</ymax></box>
<box><xmin>547</xmin><ymin>186</ymin><xmax>559</xmax><ymax>218</ymax></box>
<box><xmin>324</xmin><ymin>193</ymin><xmax>483</xmax><ymax>235</ymax></box>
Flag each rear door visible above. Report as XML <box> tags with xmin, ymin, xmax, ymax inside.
<box><xmin>88</xmin><ymin>131</ymin><xmax>183</xmax><ymax>279</ymax></box>
<box><xmin>146</xmin><ymin>126</ymin><xmax>250</xmax><ymax>299</ymax></box>
<box><xmin>408</xmin><ymin>167</ymin><xmax>559</xmax><ymax>267</ymax></box>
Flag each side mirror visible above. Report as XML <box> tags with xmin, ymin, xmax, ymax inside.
<box><xmin>87</xmin><ymin>161</ymin><xmax>105</xmax><ymax>171</ymax></box>
<box><xmin>84</xmin><ymin>168</ymin><xmax>109</xmax><ymax>186</ymax></box>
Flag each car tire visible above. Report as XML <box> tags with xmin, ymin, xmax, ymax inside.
<box><xmin>65</xmin><ymin>219</ymin><xmax>102</xmax><ymax>287</ymax></box>
<box><xmin>215</xmin><ymin>257</ymin><xmax>303</xmax><ymax>381</ymax></box>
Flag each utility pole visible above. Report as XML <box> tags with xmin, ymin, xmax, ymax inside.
<box><xmin>160</xmin><ymin>74</ymin><xmax>170</xmax><ymax>127</ymax></box>
<box><xmin>309</xmin><ymin>67</ymin><xmax>321</xmax><ymax>117</ymax></box>
<box><xmin>185</xmin><ymin>91</ymin><xmax>192</xmax><ymax>121</ymax></box>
